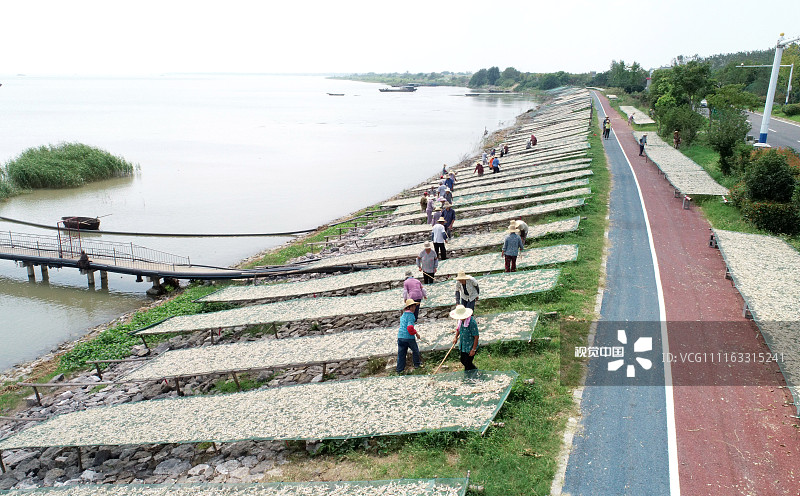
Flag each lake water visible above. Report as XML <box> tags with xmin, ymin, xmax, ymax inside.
<box><xmin>0</xmin><ymin>74</ymin><xmax>538</xmax><ymax>372</ymax></box>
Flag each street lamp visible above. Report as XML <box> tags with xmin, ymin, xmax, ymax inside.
<box><xmin>737</xmin><ymin>63</ymin><xmax>794</xmax><ymax>105</ymax></box>
<box><xmin>758</xmin><ymin>33</ymin><xmax>800</xmax><ymax>144</ymax></box>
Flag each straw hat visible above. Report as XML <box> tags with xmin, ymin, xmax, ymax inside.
<box><xmin>506</xmin><ymin>225</ymin><xmax>519</xmax><ymax>234</ymax></box>
<box><xmin>403</xmin><ymin>298</ymin><xmax>418</xmax><ymax>309</ymax></box>
<box><xmin>404</xmin><ymin>270</ymin><xmax>413</xmax><ymax>278</ymax></box>
<box><xmin>437</xmin><ymin>217</ymin><xmax>446</xmax><ymax>223</ymax></box>
<box><xmin>455</xmin><ymin>271</ymin><xmax>469</xmax><ymax>280</ymax></box>
<box><xmin>449</xmin><ymin>304</ymin><xmax>473</xmax><ymax>320</ymax></box>
<box><xmin>423</xmin><ymin>241</ymin><xmax>432</xmax><ymax>249</ymax></box>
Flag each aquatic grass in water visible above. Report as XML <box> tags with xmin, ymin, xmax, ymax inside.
<box><xmin>4</xmin><ymin>142</ymin><xmax>135</xmax><ymax>189</ymax></box>
<box><xmin>0</xmin><ymin>169</ymin><xmax>15</xmax><ymax>200</ymax></box>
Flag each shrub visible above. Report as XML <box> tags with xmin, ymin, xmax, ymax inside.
<box><xmin>5</xmin><ymin>143</ymin><xmax>134</xmax><ymax>189</ymax></box>
<box><xmin>729</xmin><ymin>181</ymin><xmax>748</xmax><ymax>207</ymax></box>
<box><xmin>740</xmin><ymin>200</ymin><xmax>800</xmax><ymax>234</ymax></box>
<box><xmin>708</xmin><ymin>108</ymin><xmax>751</xmax><ymax>175</ymax></box>
<box><xmin>658</xmin><ymin>105</ymin><xmax>705</xmax><ymax>147</ymax></box>
<box><xmin>744</xmin><ymin>150</ymin><xmax>797</xmax><ymax>202</ymax></box>
<box><xmin>782</xmin><ymin>103</ymin><xmax>800</xmax><ymax>116</ymax></box>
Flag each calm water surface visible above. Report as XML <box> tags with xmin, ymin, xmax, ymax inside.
<box><xmin>0</xmin><ymin>74</ymin><xmax>538</xmax><ymax>371</ymax></box>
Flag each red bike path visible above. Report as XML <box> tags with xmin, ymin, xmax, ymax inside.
<box><xmin>596</xmin><ymin>93</ymin><xmax>800</xmax><ymax>495</ymax></box>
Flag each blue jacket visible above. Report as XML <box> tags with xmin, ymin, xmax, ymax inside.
<box><xmin>398</xmin><ymin>311</ymin><xmax>417</xmax><ymax>340</ymax></box>
<box><xmin>442</xmin><ymin>208</ymin><xmax>455</xmax><ymax>227</ymax></box>
<box><xmin>444</xmin><ymin>177</ymin><xmax>454</xmax><ymax>190</ymax></box>
<box><xmin>502</xmin><ymin>232</ymin><xmax>524</xmax><ymax>257</ymax></box>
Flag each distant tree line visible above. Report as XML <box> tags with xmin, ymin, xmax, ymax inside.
<box><xmin>332</xmin><ymin>71</ymin><xmax>471</xmax><ymax>87</ymax></box>
<box><xmin>466</xmin><ymin>61</ymin><xmax>648</xmax><ymax>93</ymax></box>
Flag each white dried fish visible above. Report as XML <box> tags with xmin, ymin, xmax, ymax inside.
<box><xmin>0</xmin><ymin>372</ymin><xmax>517</xmax><ymax>450</ymax></box>
<box><xmin>136</xmin><ymin>269</ymin><xmax>560</xmax><ymax>336</ymax></box>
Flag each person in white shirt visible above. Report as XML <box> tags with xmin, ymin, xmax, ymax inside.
<box><xmin>431</xmin><ymin>217</ymin><xmax>449</xmax><ymax>260</ymax></box>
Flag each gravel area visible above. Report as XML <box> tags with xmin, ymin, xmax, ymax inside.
<box><xmin>363</xmin><ymin>197</ymin><xmax>585</xmax><ymax>240</ymax></box>
<box><xmin>0</xmin><ymin>371</ymin><xmax>517</xmax><ymax>449</ymax></box>
<box><xmin>633</xmin><ymin>131</ymin><xmax>728</xmax><ymax>196</ymax></box>
<box><xmin>303</xmin><ymin>217</ymin><xmax>580</xmax><ymax>270</ymax></box>
<box><xmin>122</xmin><ymin>311</ymin><xmax>538</xmax><ymax>381</ymax></box>
<box><xmin>619</xmin><ymin>106</ymin><xmax>655</xmax><ymax>125</ymax></box>
<box><xmin>0</xmin><ymin>479</ymin><xmax>468</xmax><ymax>496</ymax></box>
<box><xmin>201</xmin><ymin>245</ymin><xmax>577</xmax><ymax>303</ymax></box>
<box><xmin>135</xmin><ymin>269</ymin><xmax>561</xmax><ymax>336</ymax></box>
<box><xmin>713</xmin><ymin>229</ymin><xmax>800</xmax><ymax>406</ymax></box>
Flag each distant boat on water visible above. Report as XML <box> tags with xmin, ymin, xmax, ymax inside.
<box><xmin>379</xmin><ymin>86</ymin><xmax>417</xmax><ymax>93</ymax></box>
<box><xmin>327</xmin><ymin>93</ymin><xmax>344</xmax><ymax>96</ymax></box>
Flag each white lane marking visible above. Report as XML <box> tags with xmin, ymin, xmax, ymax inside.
<box><xmin>769</xmin><ymin>128</ymin><xmax>777</xmax><ymax>132</ymax></box>
<box><xmin>614</xmin><ymin>129</ymin><xmax>681</xmax><ymax>496</ymax></box>
<box><xmin>751</xmin><ymin>111</ymin><xmax>800</xmax><ymax>129</ymax></box>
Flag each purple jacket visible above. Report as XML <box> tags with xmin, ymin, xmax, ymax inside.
<box><xmin>402</xmin><ymin>277</ymin><xmax>426</xmax><ymax>300</ymax></box>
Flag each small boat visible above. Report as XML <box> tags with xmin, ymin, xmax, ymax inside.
<box><xmin>61</xmin><ymin>216</ymin><xmax>100</xmax><ymax>230</ymax></box>
<box><xmin>327</xmin><ymin>93</ymin><xmax>344</xmax><ymax>96</ymax></box>
<box><xmin>379</xmin><ymin>86</ymin><xmax>417</xmax><ymax>93</ymax></box>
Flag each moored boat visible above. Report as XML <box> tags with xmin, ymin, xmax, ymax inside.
<box><xmin>61</xmin><ymin>216</ymin><xmax>100</xmax><ymax>230</ymax></box>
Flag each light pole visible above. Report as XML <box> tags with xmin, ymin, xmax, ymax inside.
<box><xmin>759</xmin><ymin>33</ymin><xmax>800</xmax><ymax>144</ymax></box>
<box><xmin>737</xmin><ymin>63</ymin><xmax>794</xmax><ymax>105</ymax></box>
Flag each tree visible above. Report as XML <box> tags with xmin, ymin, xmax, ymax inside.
<box><xmin>706</xmin><ymin>84</ymin><xmax>760</xmax><ymax>111</ymax></box>
<box><xmin>671</xmin><ymin>61</ymin><xmax>712</xmax><ymax>107</ymax></box>
<box><xmin>487</xmin><ymin>66</ymin><xmax>501</xmax><ymax>85</ymax></box>
<box><xmin>658</xmin><ymin>105</ymin><xmax>705</xmax><ymax>147</ymax></box>
<box><xmin>539</xmin><ymin>74</ymin><xmax>562</xmax><ymax>90</ymax></box>
<box><xmin>468</xmin><ymin>69</ymin><xmax>488</xmax><ymax>88</ymax></box>
<box><xmin>707</xmin><ymin>107</ymin><xmax>751</xmax><ymax>175</ymax></box>
<box><xmin>501</xmin><ymin>67</ymin><xmax>521</xmax><ymax>82</ymax></box>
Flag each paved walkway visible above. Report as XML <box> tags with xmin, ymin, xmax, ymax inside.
<box><xmin>580</xmin><ymin>92</ymin><xmax>800</xmax><ymax>495</ymax></box>
<box><xmin>561</xmin><ymin>95</ymin><xmax>671</xmax><ymax>495</ymax></box>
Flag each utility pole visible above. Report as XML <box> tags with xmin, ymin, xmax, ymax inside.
<box><xmin>760</xmin><ymin>33</ymin><xmax>800</xmax><ymax>144</ymax></box>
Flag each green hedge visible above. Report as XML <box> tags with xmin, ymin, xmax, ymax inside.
<box><xmin>740</xmin><ymin>200</ymin><xmax>800</xmax><ymax>234</ymax></box>
<box><xmin>782</xmin><ymin>103</ymin><xmax>800</xmax><ymax>116</ymax></box>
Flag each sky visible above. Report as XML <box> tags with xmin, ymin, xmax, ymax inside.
<box><xmin>1</xmin><ymin>0</ymin><xmax>797</xmax><ymax>76</ymax></box>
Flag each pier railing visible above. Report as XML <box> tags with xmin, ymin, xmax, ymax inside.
<box><xmin>1</xmin><ymin>231</ymin><xmax>190</xmax><ymax>271</ymax></box>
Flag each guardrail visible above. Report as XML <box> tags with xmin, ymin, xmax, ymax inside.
<box><xmin>0</xmin><ymin>230</ymin><xmax>190</xmax><ymax>270</ymax></box>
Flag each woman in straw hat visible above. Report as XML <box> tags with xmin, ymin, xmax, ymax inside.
<box><xmin>454</xmin><ymin>271</ymin><xmax>479</xmax><ymax>311</ymax></box>
<box><xmin>416</xmin><ymin>241</ymin><xmax>438</xmax><ymax>284</ymax></box>
<box><xmin>397</xmin><ymin>299</ymin><xmax>423</xmax><ymax>373</ymax></box>
<box><xmin>502</xmin><ymin>221</ymin><xmax>524</xmax><ymax>273</ymax></box>
<box><xmin>450</xmin><ymin>304</ymin><xmax>479</xmax><ymax>371</ymax></box>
